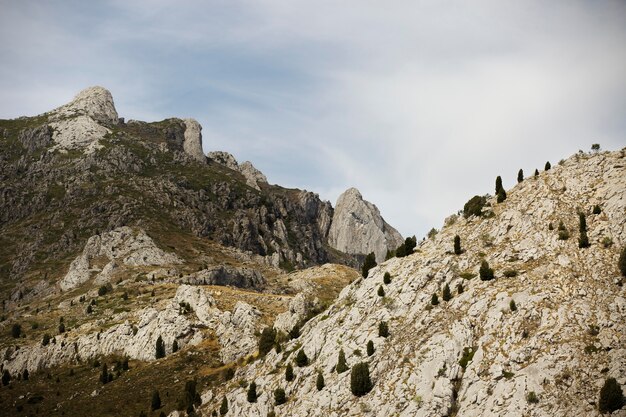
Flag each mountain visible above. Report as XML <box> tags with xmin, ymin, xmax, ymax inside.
<box><xmin>200</xmin><ymin>149</ymin><xmax>626</xmax><ymax>417</ymax></box>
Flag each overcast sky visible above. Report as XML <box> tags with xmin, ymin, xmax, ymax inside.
<box><xmin>1</xmin><ymin>1</ymin><xmax>625</xmax><ymax>238</ymax></box>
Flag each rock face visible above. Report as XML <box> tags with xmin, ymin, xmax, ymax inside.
<box><xmin>59</xmin><ymin>227</ymin><xmax>182</xmax><ymax>291</ymax></box>
<box><xmin>205</xmin><ymin>149</ymin><xmax>626</xmax><ymax>417</ymax></box>
<box><xmin>208</xmin><ymin>151</ymin><xmax>268</xmax><ymax>190</ymax></box>
<box><xmin>328</xmin><ymin>187</ymin><xmax>403</xmax><ymax>262</ymax></box>
<box><xmin>51</xmin><ymin>86</ymin><xmax>119</xmax><ymax>126</ymax></box>
<box><xmin>180</xmin><ymin>265</ymin><xmax>266</xmax><ymax>289</ymax></box>
<box><xmin>183</xmin><ymin>118</ymin><xmax>206</xmax><ymax>163</ymax></box>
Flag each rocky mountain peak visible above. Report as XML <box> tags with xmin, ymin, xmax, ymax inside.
<box><xmin>328</xmin><ymin>187</ymin><xmax>404</xmax><ymax>262</ymax></box>
<box><xmin>51</xmin><ymin>86</ymin><xmax>119</xmax><ymax>126</ymax></box>
<box><xmin>208</xmin><ymin>151</ymin><xmax>268</xmax><ymax>190</ymax></box>
<box><xmin>182</xmin><ymin>118</ymin><xmax>205</xmax><ymax>163</ymax></box>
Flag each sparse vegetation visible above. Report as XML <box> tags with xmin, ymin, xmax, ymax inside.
<box><xmin>463</xmin><ymin>195</ymin><xmax>487</xmax><ymax>218</ymax></box>
<box><xmin>258</xmin><ymin>327</ymin><xmax>277</xmax><ymax>356</ymax></box>
<box><xmin>459</xmin><ymin>347</ymin><xmax>475</xmax><ymax>370</ymax></box>
<box><xmin>527</xmin><ymin>391</ymin><xmax>539</xmax><ymax>404</ymax></box>
<box><xmin>350</xmin><ymin>362</ymin><xmax>373</xmax><ymax>397</ymax></box>
<box><xmin>557</xmin><ymin>220</ymin><xmax>570</xmax><ymax>240</ymax></box>
<box><xmin>395</xmin><ymin>236</ymin><xmax>417</xmax><ymax>257</ymax></box>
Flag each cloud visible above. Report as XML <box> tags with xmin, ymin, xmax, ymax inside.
<box><xmin>1</xmin><ymin>0</ymin><xmax>625</xmax><ymax>237</ymax></box>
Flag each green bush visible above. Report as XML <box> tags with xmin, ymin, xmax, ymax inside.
<box><xmin>527</xmin><ymin>391</ymin><xmax>539</xmax><ymax>404</ymax></box>
<box><xmin>579</xmin><ymin>213</ymin><xmax>590</xmax><ymax>248</ymax></box>
<box><xmin>503</xmin><ymin>269</ymin><xmax>518</xmax><ymax>278</ymax></box>
<box><xmin>336</xmin><ymin>349</ymin><xmax>349</xmax><ymax>373</ymax></box>
<box><xmin>377</xmin><ymin>285</ymin><xmax>385</xmax><ymax>297</ymax></box>
<box><xmin>479</xmin><ymin>260</ymin><xmax>494</xmax><ymax>281</ymax></box>
<box><xmin>545</xmin><ymin>161</ymin><xmax>551</xmax><ymax>171</ymax></box>
<box><xmin>220</xmin><ymin>397</ymin><xmax>228</xmax><ymax>415</ymax></box>
<box><xmin>274</xmin><ymin>388</ymin><xmax>286</xmax><ymax>405</ymax></box>
<box><xmin>172</xmin><ymin>340</ymin><xmax>179</xmax><ymax>353</ymax></box>
<box><xmin>459</xmin><ymin>347</ymin><xmax>475</xmax><ymax>370</ymax></box>
<box><xmin>620</xmin><ymin>246</ymin><xmax>626</xmax><ymax>277</ymax></box>
<box><xmin>593</xmin><ymin>205</ymin><xmax>601</xmax><ymax>214</ymax></box>
<box><xmin>42</xmin><ymin>333</ymin><xmax>51</xmax><ymax>346</ymax></box>
<box><xmin>517</xmin><ymin>169</ymin><xmax>524</xmax><ymax>183</ymax></box>
<box><xmin>510</xmin><ymin>300</ymin><xmax>517</xmax><ymax>311</ymax></box>
<box><xmin>350</xmin><ymin>362</ymin><xmax>373</xmax><ymax>397</ymax></box>
<box><xmin>316</xmin><ymin>371</ymin><xmax>325</xmax><ymax>390</ymax></box>
<box><xmin>2</xmin><ymin>370</ymin><xmax>11</xmax><ymax>386</ymax></box>
<box><xmin>378</xmin><ymin>321</ymin><xmax>389</xmax><ymax>338</ymax></box>
<box><xmin>285</xmin><ymin>363</ymin><xmax>294</xmax><ymax>381</ymax></box>
<box><xmin>453</xmin><ymin>235</ymin><xmax>462</xmax><ymax>255</ymax></box>
<box><xmin>100</xmin><ymin>363</ymin><xmax>109</xmax><ymax>385</ymax></box>
<box><xmin>247</xmin><ymin>381</ymin><xmax>257</xmax><ymax>403</ymax></box>
<box><xmin>151</xmin><ymin>390</ymin><xmax>162</xmax><ymax>410</ymax></box>
<box><xmin>457</xmin><ymin>283</ymin><xmax>464</xmax><ymax>294</ymax></box>
<box><xmin>258</xmin><ymin>327</ymin><xmax>277</xmax><ymax>356</ymax></box>
<box><xmin>155</xmin><ymin>335</ymin><xmax>166</xmax><ymax>359</ymax></box>
<box><xmin>599</xmin><ymin>377</ymin><xmax>624</xmax><ymax>413</ymax></box>
<box><xmin>497</xmin><ymin>188</ymin><xmax>507</xmax><ymax>203</ymax></box>
<box><xmin>463</xmin><ymin>195</ymin><xmax>487</xmax><ymax>218</ymax></box>
<box><xmin>11</xmin><ymin>323</ymin><xmax>21</xmax><ymax>338</ymax></box>
<box><xmin>534</xmin><ymin>168</ymin><xmax>539</xmax><ymax>176</ymax></box>
<box><xmin>362</xmin><ymin>252</ymin><xmax>377</xmax><ymax>278</ymax></box>
<box><xmin>431</xmin><ymin>293</ymin><xmax>439</xmax><ymax>305</ymax></box>
<box><xmin>442</xmin><ymin>284</ymin><xmax>452</xmax><ymax>302</ymax></box>
<box><xmin>295</xmin><ymin>349</ymin><xmax>309</xmax><ymax>367</ymax></box>
<box><xmin>395</xmin><ymin>236</ymin><xmax>417</xmax><ymax>258</ymax></box>
<box><xmin>383</xmin><ymin>272</ymin><xmax>391</xmax><ymax>284</ymax></box>
<box><xmin>366</xmin><ymin>340</ymin><xmax>375</xmax><ymax>356</ymax></box>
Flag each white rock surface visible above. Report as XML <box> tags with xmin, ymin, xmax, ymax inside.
<box><xmin>183</xmin><ymin>118</ymin><xmax>206</xmax><ymax>162</ymax></box>
<box><xmin>328</xmin><ymin>187</ymin><xmax>404</xmax><ymax>262</ymax></box>
<box><xmin>208</xmin><ymin>151</ymin><xmax>268</xmax><ymax>190</ymax></box>
<box><xmin>50</xmin><ymin>86</ymin><xmax>119</xmax><ymax>126</ymax></box>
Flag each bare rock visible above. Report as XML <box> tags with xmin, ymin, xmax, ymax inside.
<box><xmin>183</xmin><ymin>118</ymin><xmax>206</xmax><ymax>163</ymax></box>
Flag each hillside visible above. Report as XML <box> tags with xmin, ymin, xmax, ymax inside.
<box><xmin>201</xmin><ymin>149</ymin><xmax>626</xmax><ymax>417</ymax></box>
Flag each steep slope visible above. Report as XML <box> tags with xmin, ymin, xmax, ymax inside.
<box><xmin>204</xmin><ymin>149</ymin><xmax>626</xmax><ymax>417</ymax></box>
<box><xmin>329</xmin><ymin>187</ymin><xmax>404</xmax><ymax>262</ymax></box>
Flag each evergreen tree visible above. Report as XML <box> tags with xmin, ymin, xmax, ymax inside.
<box><xmin>619</xmin><ymin>246</ymin><xmax>626</xmax><ymax>277</ymax></box>
<box><xmin>155</xmin><ymin>335</ymin><xmax>166</xmax><ymax>359</ymax></box>
<box><xmin>336</xmin><ymin>349</ymin><xmax>349</xmax><ymax>373</ymax></box>
<box><xmin>431</xmin><ymin>293</ymin><xmax>439</xmax><ymax>305</ymax></box>
<box><xmin>274</xmin><ymin>388</ymin><xmax>286</xmax><ymax>405</ymax></box>
<box><xmin>122</xmin><ymin>358</ymin><xmax>129</xmax><ymax>371</ymax></box>
<box><xmin>151</xmin><ymin>390</ymin><xmax>162</xmax><ymax>410</ymax></box>
<box><xmin>219</xmin><ymin>397</ymin><xmax>228</xmax><ymax>415</ymax></box>
<box><xmin>247</xmin><ymin>381</ymin><xmax>257</xmax><ymax>403</ymax></box>
<box><xmin>378</xmin><ymin>321</ymin><xmax>389</xmax><ymax>338</ymax></box>
<box><xmin>100</xmin><ymin>363</ymin><xmax>108</xmax><ymax>385</ymax></box>
<box><xmin>457</xmin><ymin>283</ymin><xmax>464</xmax><ymax>294</ymax></box>
<box><xmin>463</xmin><ymin>195</ymin><xmax>487</xmax><ymax>218</ymax></box>
<box><xmin>86</xmin><ymin>304</ymin><xmax>93</xmax><ymax>314</ymax></box>
<box><xmin>545</xmin><ymin>161</ymin><xmax>551</xmax><ymax>170</ymax></box>
<box><xmin>23</xmin><ymin>369</ymin><xmax>28</xmax><ymax>381</ymax></box>
<box><xmin>11</xmin><ymin>323</ymin><xmax>21</xmax><ymax>338</ymax></box>
<box><xmin>362</xmin><ymin>252</ymin><xmax>377</xmax><ymax>277</ymax></box>
<box><xmin>453</xmin><ymin>235</ymin><xmax>462</xmax><ymax>255</ymax></box>
<box><xmin>366</xmin><ymin>340</ymin><xmax>375</xmax><ymax>356</ymax></box>
<box><xmin>599</xmin><ymin>378</ymin><xmax>624</xmax><ymax>413</ymax></box>
<box><xmin>316</xmin><ymin>371</ymin><xmax>325</xmax><ymax>391</ymax></box>
<box><xmin>42</xmin><ymin>333</ymin><xmax>51</xmax><ymax>346</ymax></box>
<box><xmin>497</xmin><ymin>188</ymin><xmax>507</xmax><ymax>203</ymax></box>
<box><xmin>1</xmin><ymin>370</ymin><xmax>10</xmax><ymax>386</ymax></box>
<box><xmin>479</xmin><ymin>260</ymin><xmax>495</xmax><ymax>281</ymax></box>
<box><xmin>517</xmin><ymin>169</ymin><xmax>524</xmax><ymax>183</ymax></box>
<box><xmin>383</xmin><ymin>272</ymin><xmax>391</xmax><ymax>284</ymax></box>
<box><xmin>534</xmin><ymin>168</ymin><xmax>539</xmax><ymax>177</ymax></box>
<box><xmin>578</xmin><ymin>213</ymin><xmax>590</xmax><ymax>248</ymax></box>
<box><xmin>377</xmin><ymin>285</ymin><xmax>385</xmax><ymax>297</ymax></box>
<box><xmin>58</xmin><ymin>322</ymin><xmax>65</xmax><ymax>334</ymax></box>
<box><xmin>510</xmin><ymin>300</ymin><xmax>517</xmax><ymax>311</ymax></box>
<box><xmin>593</xmin><ymin>205</ymin><xmax>601</xmax><ymax>214</ymax></box>
<box><xmin>285</xmin><ymin>363</ymin><xmax>294</xmax><ymax>381</ymax></box>
<box><xmin>495</xmin><ymin>176</ymin><xmax>503</xmax><ymax>194</ymax></box>
<box><xmin>404</xmin><ymin>236</ymin><xmax>417</xmax><ymax>255</ymax></box>
<box><xmin>258</xmin><ymin>327</ymin><xmax>277</xmax><ymax>356</ymax></box>
<box><xmin>172</xmin><ymin>340</ymin><xmax>179</xmax><ymax>353</ymax></box>
<box><xmin>350</xmin><ymin>362</ymin><xmax>373</xmax><ymax>397</ymax></box>
<box><xmin>442</xmin><ymin>284</ymin><xmax>452</xmax><ymax>302</ymax></box>
<box><xmin>295</xmin><ymin>349</ymin><xmax>309</xmax><ymax>367</ymax></box>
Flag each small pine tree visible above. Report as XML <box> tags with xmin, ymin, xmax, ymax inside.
<box><xmin>58</xmin><ymin>322</ymin><xmax>65</xmax><ymax>334</ymax></box>
<box><xmin>383</xmin><ymin>272</ymin><xmax>391</xmax><ymax>284</ymax></box>
<box><xmin>151</xmin><ymin>390</ymin><xmax>162</xmax><ymax>410</ymax></box>
<box><xmin>457</xmin><ymin>283</ymin><xmax>464</xmax><ymax>294</ymax></box>
<box><xmin>220</xmin><ymin>397</ymin><xmax>228</xmax><ymax>415</ymax></box>
<box><xmin>578</xmin><ymin>213</ymin><xmax>590</xmax><ymax>248</ymax></box>
<box><xmin>453</xmin><ymin>235</ymin><xmax>462</xmax><ymax>255</ymax></box>
<box><xmin>285</xmin><ymin>363</ymin><xmax>294</xmax><ymax>381</ymax></box>
<box><xmin>431</xmin><ymin>293</ymin><xmax>439</xmax><ymax>305</ymax></box>
<box><xmin>545</xmin><ymin>161</ymin><xmax>551</xmax><ymax>170</ymax></box>
<box><xmin>247</xmin><ymin>381</ymin><xmax>257</xmax><ymax>403</ymax></box>
<box><xmin>479</xmin><ymin>260</ymin><xmax>494</xmax><ymax>281</ymax></box>
<box><xmin>495</xmin><ymin>176</ymin><xmax>503</xmax><ymax>194</ymax></box>
<box><xmin>361</xmin><ymin>252</ymin><xmax>377</xmax><ymax>277</ymax></box>
<box><xmin>350</xmin><ymin>362</ymin><xmax>373</xmax><ymax>397</ymax></box>
<box><xmin>510</xmin><ymin>299</ymin><xmax>517</xmax><ymax>311</ymax></box>
<box><xmin>378</xmin><ymin>321</ymin><xmax>389</xmax><ymax>338</ymax></box>
<box><xmin>534</xmin><ymin>168</ymin><xmax>539</xmax><ymax>177</ymax></box>
<box><xmin>517</xmin><ymin>169</ymin><xmax>524</xmax><ymax>183</ymax></box>
<box><xmin>598</xmin><ymin>378</ymin><xmax>624</xmax><ymax>413</ymax></box>
<box><xmin>42</xmin><ymin>333</ymin><xmax>51</xmax><ymax>346</ymax></box>
<box><xmin>86</xmin><ymin>304</ymin><xmax>93</xmax><ymax>314</ymax></box>
<box><xmin>172</xmin><ymin>340</ymin><xmax>179</xmax><ymax>353</ymax></box>
<box><xmin>23</xmin><ymin>369</ymin><xmax>29</xmax><ymax>381</ymax></box>
<box><xmin>336</xmin><ymin>349</ymin><xmax>348</xmax><ymax>373</ymax></box>
<box><xmin>497</xmin><ymin>188</ymin><xmax>507</xmax><ymax>203</ymax></box>
<box><xmin>100</xmin><ymin>363</ymin><xmax>108</xmax><ymax>385</ymax></box>
<box><xmin>316</xmin><ymin>371</ymin><xmax>325</xmax><ymax>391</ymax></box>
<box><xmin>258</xmin><ymin>327</ymin><xmax>277</xmax><ymax>356</ymax></box>
<box><xmin>274</xmin><ymin>388</ymin><xmax>286</xmax><ymax>405</ymax></box>
<box><xmin>593</xmin><ymin>205</ymin><xmax>601</xmax><ymax>215</ymax></box>
<box><xmin>155</xmin><ymin>335</ymin><xmax>166</xmax><ymax>359</ymax></box>
<box><xmin>377</xmin><ymin>285</ymin><xmax>385</xmax><ymax>297</ymax></box>
<box><xmin>295</xmin><ymin>349</ymin><xmax>309</xmax><ymax>367</ymax></box>
<box><xmin>619</xmin><ymin>246</ymin><xmax>626</xmax><ymax>277</ymax></box>
<box><xmin>122</xmin><ymin>358</ymin><xmax>129</xmax><ymax>371</ymax></box>
<box><xmin>442</xmin><ymin>284</ymin><xmax>452</xmax><ymax>302</ymax></box>
<box><xmin>11</xmin><ymin>323</ymin><xmax>21</xmax><ymax>338</ymax></box>
<box><xmin>366</xmin><ymin>340</ymin><xmax>375</xmax><ymax>356</ymax></box>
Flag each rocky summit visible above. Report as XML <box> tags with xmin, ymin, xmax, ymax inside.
<box><xmin>0</xmin><ymin>87</ymin><xmax>624</xmax><ymax>417</ymax></box>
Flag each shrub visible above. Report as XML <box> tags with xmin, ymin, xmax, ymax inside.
<box><xmin>151</xmin><ymin>390</ymin><xmax>162</xmax><ymax>410</ymax></box>
<box><xmin>288</xmin><ymin>324</ymin><xmax>301</xmax><ymax>340</ymax></box>
<box><xmin>503</xmin><ymin>269</ymin><xmax>518</xmax><ymax>278</ymax></box>
<box><xmin>431</xmin><ymin>293</ymin><xmax>439</xmax><ymax>305</ymax></box>
<box><xmin>527</xmin><ymin>391</ymin><xmax>539</xmax><ymax>404</ymax></box>
<box><xmin>460</xmin><ymin>272</ymin><xmax>476</xmax><ymax>280</ymax></box>
<box><xmin>336</xmin><ymin>349</ymin><xmax>349</xmax><ymax>373</ymax></box>
<box><xmin>442</xmin><ymin>284</ymin><xmax>452</xmax><ymax>302</ymax></box>
<box><xmin>459</xmin><ymin>347</ymin><xmax>475</xmax><ymax>370</ymax></box>
<box><xmin>258</xmin><ymin>327</ymin><xmax>277</xmax><ymax>356</ymax></box>
<box><xmin>377</xmin><ymin>286</ymin><xmax>385</xmax><ymax>297</ymax></box>
<box><xmin>316</xmin><ymin>371</ymin><xmax>325</xmax><ymax>390</ymax></box>
<box><xmin>366</xmin><ymin>340</ymin><xmax>375</xmax><ymax>356</ymax></box>
<box><xmin>479</xmin><ymin>260</ymin><xmax>494</xmax><ymax>281</ymax></box>
<box><xmin>100</xmin><ymin>363</ymin><xmax>109</xmax><ymax>385</ymax></box>
<box><xmin>155</xmin><ymin>335</ymin><xmax>166</xmax><ymax>359</ymax></box>
<box><xmin>453</xmin><ymin>235</ymin><xmax>462</xmax><ymax>255</ymax></box>
<box><xmin>534</xmin><ymin>168</ymin><xmax>539</xmax><ymax>176</ymax></box>
<box><xmin>601</xmin><ymin>237</ymin><xmax>613</xmax><ymax>248</ymax></box>
<box><xmin>495</xmin><ymin>175</ymin><xmax>503</xmax><ymax>194</ymax></box>
<box><xmin>274</xmin><ymin>388</ymin><xmax>286</xmax><ymax>405</ymax></box>
<box><xmin>295</xmin><ymin>349</ymin><xmax>309</xmax><ymax>367</ymax></box>
<box><xmin>11</xmin><ymin>323</ymin><xmax>21</xmax><ymax>338</ymax></box>
<box><xmin>510</xmin><ymin>300</ymin><xmax>517</xmax><ymax>311</ymax></box>
<box><xmin>361</xmin><ymin>252</ymin><xmax>377</xmax><ymax>278</ymax></box>
<box><xmin>122</xmin><ymin>358</ymin><xmax>129</xmax><ymax>371</ymax></box>
<box><xmin>350</xmin><ymin>362</ymin><xmax>373</xmax><ymax>397</ymax></box>
<box><xmin>592</xmin><ymin>143</ymin><xmax>601</xmax><ymax>152</ymax></box>
<box><xmin>2</xmin><ymin>370</ymin><xmax>11</xmax><ymax>386</ymax></box>
<box><xmin>497</xmin><ymin>188</ymin><xmax>507</xmax><ymax>203</ymax></box>
<box><xmin>23</xmin><ymin>369</ymin><xmax>28</xmax><ymax>380</ymax></box>
<box><xmin>548</xmin><ymin>222</ymin><xmax>554</xmax><ymax>230</ymax></box>
<box><xmin>545</xmin><ymin>161</ymin><xmax>551</xmax><ymax>170</ymax></box>
<box><xmin>98</xmin><ymin>285</ymin><xmax>108</xmax><ymax>296</ymax></box>
<box><xmin>579</xmin><ymin>213</ymin><xmax>590</xmax><ymax>248</ymax></box>
<box><xmin>383</xmin><ymin>272</ymin><xmax>391</xmax><ymax>284</ymax></box>
<box><xmin>247</xmin><ymin>381</ymin><xmax>257</xmax><ymax>403</ymax></box>
<box><xmin>599</xmin><ymin>377</ymin><xmax>624</xmax><ymax>413</ymax></box>
<box><xmin>395</xmin><ymin>236</ymin><xmax>417</xmax><ymax>257</ymax></box>
<box><xmin>285</xmin><ymin>363</ymin><xmax>294</xmax><ymax>381</ymax></box>
<box><xmin>457</xmin><ymin>283</ymin><xmax>464</xmax><ymax>294</ymax></box>
<box><xmin>220</xmin><ymin>397</ymin><xmax>228</xmax><ymax>415</ymax></box>
<box><xmin>180</xmin><ymin>380</ymin><xmax>201</xmax><ymax>413</ymax></box>
<box><xmin>517</xmin><ymin>169</ymin><xmax>524</xmax><ymax>183</ymax></box>
<box><xmin>495</xmin><ymin>176</ymin><xmax>506</xmax><ymax>203</ymax></box>
<box><xmin>172</xmin><ymin>340</ymin><xmax>179</xmax><ymax>353</ymax></box>
<box><xmin>463</xmin><ymin>195</ymin><xmax>487</xmax><ymax>218</ymax></box>
<box><xmin>86</xmin><ymin>304</ymin><xmax>93</xmax><ymax>314</ymax></box>
<box><xmin>42</xmin><ymin>333</ymin><xmax>51</xmax><ymax>346</ymax></box>
<box><xmin>593</xmin><ymin>205</ymin><xmax>601</xmax><ymax>214</ymax></box>
<box><xmin>58</xmin><ymin>322</ymin><xmax>65</xmax><ymax>334</ymax></box>
<box><xmin>378</xmin><ymin>321</ymin><xmax>389</xmax><ymax>338</ymax></box>
<box><xmin>619</xmin><ymin>246</ymin><xmax>626</xmax><ymax>277</ymax></box>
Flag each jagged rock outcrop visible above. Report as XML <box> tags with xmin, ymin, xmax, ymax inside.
<box><xmin>60</xmin><ymin>227</ymin><xmax>182</xmax><ymax>291</ymax></box>
<box><xmin>180</xmin><ymin>265</ymin><xmax>265</xmax><ymax>289</ymax></box>
<box><xmin>208</xmin><ymin>151</ymin><xmax>268</xmax><ymax>190</ymax></box>
<box><xmin>328</xmin><ymin>187</ymin><xmax>403</xmax><ymax>262</ymax></box>
<box><xmin>216</xmin><ymin>301</ymin><xmax>261</xmax><ymax>363</ymax></box>
<box><xmin>204</xmin><ymin>149</ymin><xmax>626</xmax><ymax>417</ymax></box>
<box><xmin>183</xmin><ymin>118</ymin><xmax>206</xmax><ymax>163</ymax></box>
<box><xmin>50</xmin><ymin>86</ymin><xmax>119</xmax><ymax>126</ymax></box>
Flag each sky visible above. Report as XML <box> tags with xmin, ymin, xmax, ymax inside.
<box><xmin>1</xmin><ymin>0</ymin><xmax>625</xmax><ymax>238</ymax></box>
